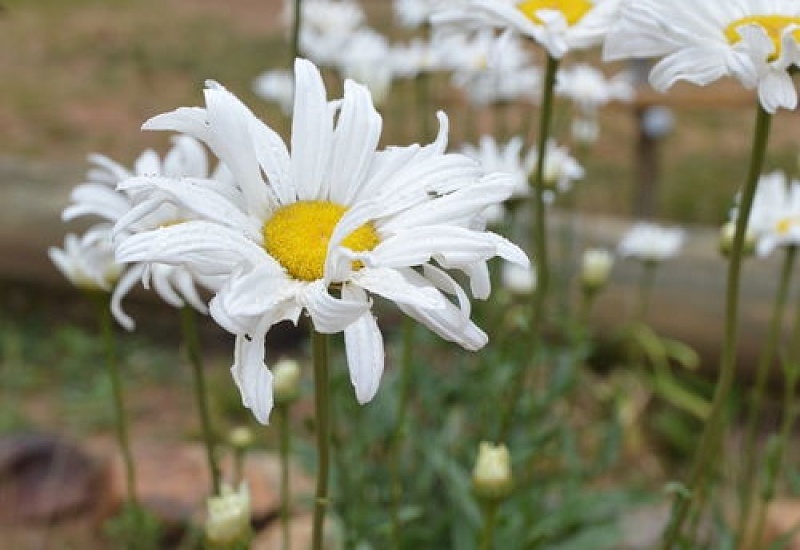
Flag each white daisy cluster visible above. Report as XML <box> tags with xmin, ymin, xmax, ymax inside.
<box><xmin>737</xmin><ymin>171</ymin><xmax>800</xmax><ymax>256</ymax></box>
<box><xmin>52</xmin><ymin>137</ymin><xmax>227</xmax><ymax>330</ymax></box>
<box><xmin>116</xmin><ymin>59</ymin><xmax>528</xmax><ymax>424</ymax></box>
<box><xmin>604</xmin><ymin>0</ymin><xmax>800</xmax><ymax>113</ymax></box>
<box><xmin>617</xmin><ymin>222</ymin><xmax>686</xmax><ymax>263</ymax></box>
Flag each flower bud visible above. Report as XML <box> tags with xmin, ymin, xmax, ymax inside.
<box><xmin>502</xmin><ymin>263</ymin><xmax>537</xmax><ymax>295</ymax></box>
<box><xmin>472</xmin><ymin>442</ymin><xmax>513</xmax><ymax>502</ymax></box>
<box><xmin>719</xmin><ymin>221</ymin><xmax>756</xmax><ymax>258</ymax></box>
<box><xmin>581</xmin><ymin>248</ymin><xmax>613</xmax><ymax>292</ymax></box>
<box><xmin>273</xmin><ymin>358</ymin><xmax>302</xmax><ymax>406</ymax></box>
<box><xmin>205</xmin><ymin>483</ymin><xmax>252</xmax><ymax>549</ymax></box>
<box><xmin>228</xmin><ymin>426</ymin><xmax>254</xmax><ymax>450</ymax></box>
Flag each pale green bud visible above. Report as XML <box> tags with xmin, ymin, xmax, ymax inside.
<box><xmin>719</xmin><ymin>221</ymin><xmax>756</xmax><ymax>258</ymax></box>
<box><xmin>205</xmin><ymin>483</ymin><xmax>251</xmax><ymax>549</ymax></box>
<box><xmin>581</xmin><ymin>248</ymin><xmax>613</xmax><ymax>292</ymax></box>
<box><xmin>273</xmin><ymin>358</ymin><xmax>301</xmax><ymax>406</ymax></box>
<box><xmin>228</xmin><ymin>426</ymin><xmax>254</xmax><ymax>450</ymax></box>
<box><xmin>472</xmin><ymin>442</ymin><xmax>513</xmax><ymax>502</ymax></box>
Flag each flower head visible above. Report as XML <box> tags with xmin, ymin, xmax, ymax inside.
<box><xmin>603</xmin><ymin>0</ymin><xmax>800</xmax><ymax>113</ymax></box>
<box><xmin>116</xmin><ymin>59</ymin><xmax>528</xmax><ymax>424</ymax></box>
<box><xmin>527</xmin><ymin>139</ymin><xmax>584</xmax><ymax>196</ymax></box>
<box><xmin>617</xmin><ymin>222</ymin><xmax>686</xmax><ymax>263</ymax></box>
<box><xmin>205</xmin><ymin>483</ymin><xmax>251</xmax><ymax>548</ymax></box>
<box><xmin>737</xmin><ymin>171</ymin><xmax>800</xmax><ymax>256</ymax></box>
<box><xmin>434</xmin><ymin>0</ymin><xmax>622</xmax><ymax>59</ymax></box>
<box><xmin>581</xmin><ymin>247</ymin><xmax>613</xmax><ymax>292</ymax></box>
<box><xmin>49</xmin><ymin>225</ymin><xmax>122</xmax><ymax>292</ymax></box>
<box><xmin>253</xmin><ymin>69</ymin><xmax>294</xmax><ymax>115</ymax></box>
<box><xmin>63</xmin><ymin>137</ymin><xmax>226</xmax><ymax>330</ymax></box>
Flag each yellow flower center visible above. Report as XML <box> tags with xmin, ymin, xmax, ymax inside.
<box><xmin>263</xmin><ymin>201</ymin><xmax>380</xmax><ymax>282</ymax></box>
<box><xmin>724</xmin><ymin>15</ymin><xmax>800</xmax><ymax>61</ymax></box>
<box><xmin>776</xmin><ymin>216</ymin><xmax>799</xmax><ymax>235</ymax></box>
<box><xmin>516</xmin><ymin>0</ymin><xmax>593</xmax><ymax>26</ymax></box>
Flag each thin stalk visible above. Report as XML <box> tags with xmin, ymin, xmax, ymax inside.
<box><xmin>497</xmin><ymin>54</ymin><xmax>559</xmax><ymax>441</ymax></box>
<box><xmin>635</xmin><ymin>261</ymin><xmax>657</xmax><ymax>323</ymax></box>
<box><xmin>92</xmin><ymin>293</ymin><xmax>139</xmax><ymax>508</ymax></box>
<box><xmin>291</xmin><ymin>0</ymin><xmax>302</xmax><ymax>63</ymax></box>
<box><xmin>311</xmin><ymin>330</ymin><xmax>331</xmax><ymax>550</ymax></box>
<box><xmin>415</xmin><ymin>72</ymin><xmax>433</xmax><ymax>142</ymax></box>
<box><xmin>179</xmin><ymin>306</ymin><xmax>221</xmax><ymax>496</ymax></box>
<box><xmin>659</xmin><ymin>105</ymin><xmax>773</xmax><ymax>549</ymax></box>
<box><xmin>735</xmin><ymin>246</ymin><xmax>796</xmax><ymax>546</ymax></box>
<box><xmin>389</xmin><ymin>318</ymin><xmax>416</xmax><ymax>548</ymax></box>
<box><xmin>277</xmin><ymin>404</ymin><xmax>292</xmax><ymax>550</ymax></box>
<box><xmin>478</xmin><ymin>502</ymin><xmax>499</xmax><ymax>550</ymax></box>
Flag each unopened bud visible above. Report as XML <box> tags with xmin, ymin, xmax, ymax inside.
<box><xmin>273</xmin><ymin>358</ymin><xmax>301</xmax><ymax>406</ymax></box>
<box><xmin>502</xmin><ymin>263</ymin><xmax>537</xmax><ymax>295</ymax></box>
<box><xmin>228</xmin><ymin>426</ymin><xmax>254</xmax><ymax>450</ymax></box>
<box><xmin>472</xmin><ymin>442</ymin><xmax>513</xmax><ymax>501</ymax></box>
<box><xmin>205</xmin><ymin>483</ymin><xmax>252</xmax><ymax>549</ymax></box>
<box><xmin>719</xmin><ymin>221</ymin><xmax>756</xmax><ymax>258</ymax></box>
<box><xmin>581</xmin><ymin>248</ymin><xmax>613</xmax><ymax>292</ymax></box>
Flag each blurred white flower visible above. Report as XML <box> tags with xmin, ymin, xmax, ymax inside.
<box><xmin>116</xmin><ymin>59</ymin><xmax>528</xmax><ymax>424</ymax></box>
<box><xmin>253</xmin><ymin>69</ymin><xmax>294</xmax><ymax>115</ymax></box>
<box><xmin>739</xmin><ymin>171</ymin><xmax>800</xmax><ymax>256</ymax></box>
<box><xmin>205</xmin><ymin>483</ymin><xmax>251</xmax><ymax>547</ymax></box>
<box><xmin>603</xmin><ymin>0</ymin><xmax>800</xmax><ymax>113</ymax></box>
<box><xmin>335</xmin><ymin>29</ymin><xmax>395</xmax><ymax>105</ymax></box>
<box><xmin>462</xmin><ymin>135</ymin><xmax>530</xmax><ymax>224</ymax></box>
<box><xmin>472</xmin><ymin>441</ymin><xmax>513</xmax><ymax>501</ymax></box>
<box><xmin>49</xmin><ymin>225</ymin><xmax>122</xmax><ymax>292</ymax></box>
<box><xmin>294</xmin><ymin>0</ymin><xmax>367</xmax><ymax>67</ymax></box>
<box><xmin>434</xmin><ymin>0</ymin><xmax>623</xmax><ymax>59</ymax></box>
<box><xmin>63</xmin><ymin>136</ymin><xmax>227</xmax><ymax>329</ymax></box>
<box><xmin>526</xmin><ymin>139</ymin><xmax>584</xmax><ymax>194</ymax></box>
<box><xmin>272</xmin><ymin>357</ymin><xmax>302</xmax><ymax>405</ymax></box>
<box><xmin>617</xmin><ymin>222</ymin><xmax>686</xmax><ymax>263</ymax></box>
<box><xmin>391</xmin><ymin>37</ymin><xmax>451</xmax><ymax>79</ymax></box>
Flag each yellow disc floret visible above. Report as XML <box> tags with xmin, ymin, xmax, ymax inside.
<box><xmin>263</xmin><ymin>201</ymin><xmax>380</xmax><ymax>282</ymax></box>
<box><xmin>724</xmin><ymin>16</ymin><xmax>800</xmax><ymax>61</ymax></box>
<box><xmin>516</xmin><ymin>0</ymin><xmax>593</xmax><ymax>26</ymax></box>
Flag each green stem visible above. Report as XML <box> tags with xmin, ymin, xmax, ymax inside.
<box><xmin>311</xmin><ymin>330</ymin><xmax>331</xmax><ymax>550</ymax></box>
<box><xmin>179</xmin><ymin>306</ymin><xmax>221</xmax><ymax>496</ymax></box>
<box><xmin>390</xmin><ymin>318</ymin><xmax>416</xmax><ymax>548</ymax></box>
<box><xmin>92</xmin><ymin>293</ymin><xmax>139</xmax><ymax>509</ymax></box>
<box><xmin>478</xmin><ymin>502</ymin><xmax>499</xmax><ymax>550</ymax></box>
<box><xmin>635</xmin><ymin>261</ymin><xmax>657</xmax><ymax>323</ymax></box>
<box><xmin>497</xmin><ymin>55</ymin><xmax>559</xmax><ymax>441</ymax></box>
<box><xmin>659</xmin><ymin>105</ymin><xmax>773</xmax><ymax>549</ymax></box>
<box><xmin>277</xmin><ymin>404</ymin><xmax>292</xmax><ymax>550</ymax></box>
<box><xmin>735</xmin><ymin>246</ymin><xmax>796</xmax><ymax>547</ymax></box>
<box><xmin>415</xmin><ymin>73</ymin><xmax>433</xmax><ymax>143</ymax></box>
<box><xmin>291</xmin><ymin>0</ymin><xmax>302</xmax><ymax>64</ymax></box>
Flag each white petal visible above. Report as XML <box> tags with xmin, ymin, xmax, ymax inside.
<box><xmin>350</xmin><ymin>267</ymin><xmax>446</xmax><ymax>310</ymax></box>
<box><xmin>110</xmin><ymin>264</ymin><xmax>143</xmax><ymax>331</ymax></box>
<box><xmin>342</xmin><ymin>285</ymin><xmax>384</xmax><ymax>404</ymax></box>
<box><xmin>327</xmin><ymin>79</ymin><xmax>382</xmax><ymax>205</ymax></box>
<box><xmin>367</xmin><ymin>226</ymin><xmax>496</xmax><ymax>269</ymax></box>
<box><xmin>149</xmin><ymin>263</ymin><xmax>186</xmax><ymax>308</ymax></box>
<box><xmin>301</xmin><ymin>280</ymin><xmax>371</xmax><ymax>334</ymax></box>
<box><xmin>757</xmin><ymin>69</ymin><xmax>798</xmax><ymax>114</ymax></box>
<box><xmin>291</xmin><ymin>59</ymin><xmax>334</xmax><ymax>201</ymax></box>
<box><xmin>231</xmin><ymin>329</ymin><xmax>274</xmax><ymax>424</ymax></box>
<box><xmin>649</xmin><ymin>47</ymin><xmax>729</xmax><ymax>91</ymax></box>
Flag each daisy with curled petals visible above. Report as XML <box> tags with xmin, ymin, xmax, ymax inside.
<box><xmin>433</xmin><ymin>0</ymin><xmax>622</xmax><ymax>59</ymax></box>
<box><xmin>64</xmin><ymin>136</ymin><xmax>229</xmax><ymax>330</ymax></box>
<box><xmin>50</xmin><ymin>224</ymin><xmax>122</xmax><ymax>292</ymax></box>
<box><xmin>604</xmin><ymin>0</ymin><xmax>800</xmax><ymax>113</ymax></box>
<box><xmin>115</xmin><ymin>59</ymin><xmax>528</xmax><ymax>425</ymax></box>
<box><xmin>617</xmin><ymin>222</ymin><xmax>686</xmax><ymax>264</ymax></box>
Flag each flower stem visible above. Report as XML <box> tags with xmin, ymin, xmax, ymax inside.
<box><xmin>179</xmin><ymin>306</ymin><xmax>221</xmax><ymax>496</ymax></box>
<box><xmin>497</xmin><ymin>54</ymin><xmax>559</xmax><ymax>441</ymax></box>
<box><xmin>635</xmin><ymin>261</ymin><xmax>657</xmax><ymax>323</ymax></box>
<box><xmin>659</xmin><ymin>104</ymin><xmax>773</xmax><ymax>549</ymax></box>
<box><xmin>311</xmin><ymin>330</ymin><xmax>331</xmax><ymax>550</ymax></box>
<box><xmin>291</xmin><ymin>0</ymin><xmax>302</xmax><ymax>63</ymax></box>
<box><xmin>277</xmin><ymin>404</ymin><xmax>292</xmax><ymax>550</ymax></box>
<box><xmin>735</xmin><ymin>246</ymin><xmax>796</xmax><ymax>547</ymax></box>
<box><xmin>416</xmin><ymin>72</ymin><xmax>433</xmax><ymax>142</ymax></box>
<box><xmin>478</xmin><ymin>502</ymin><xmax>499</xmax><ymax>550</ymax></box>
<box><xmin>92</xmin><ymin>292</ymin><xmax>139</xmax><ymax>509</ymax></box>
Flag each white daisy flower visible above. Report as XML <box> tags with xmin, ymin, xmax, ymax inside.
<box><xmin>335</xmin><ymin>29</ymin><xmax>395</xmax><ymax>106</ymax></box>
<box><xmin>391</xmin><ymin>37</ymin><xmax>451</xmax><ymax>79</ymax></box>
<box><xmin>292</xmin><ymin>0</ymin><xmax>366</xmax><ymax>67</ymax></box>
<box><xmin>49</xmin><ymin>224</ymin><xmax>122</xmax><ymax>292</ymax></box>
<box><xmin>63</xmin><ymin>136</ymin><xmax>227</xmax><ymax>330</ymax></box>
<box><xmin>617</xmin><ymin>222</ymin><xmax>686</xmax><ymax>263</ymax></box>
<box><xmin>394</xmin><ymin>0</ymin><xmax>466</xmax><ymax>29</ymax></box>
<box><xmin>433</xmin><ymin>0</ymin><xmax>623</xmax><ymax>59</ymax></box>
<box><xmin>115</xmin><ymin>59</ymin><xmax>528</xmax><ymax>424</ymax></box>
<box><xmin>253</xmin><ymin>69</ymin><xmax>295</xmax><ymax>115</ymax></box>
<box><xmin>738</xmin><ymin>171</ymin><xmax>800</xmax><ymax>256</ymax></box>
<box><xmin>603</xmin><ymin>0</ymin><xmax>800</xmax><ymax>113</ymax></box>
<box><xmin>525</xmin><ymin>139</ymin><xmax>584</xmax><ymax>195</ymax></box>
<box><xmin>462</xmin><ymin>135</ymin><xmax>530</xmax><ymax>224</ymax></box>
